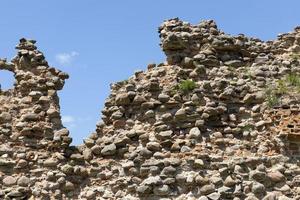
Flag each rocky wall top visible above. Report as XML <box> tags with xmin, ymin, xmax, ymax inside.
<box><xmin>159</xmin><ymin>18</ymin><xmax>300</xmax><ymax>65</ymax></box>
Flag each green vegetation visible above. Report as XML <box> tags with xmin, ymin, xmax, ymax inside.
<box><xmin>239</xmin><ymin>67</ymin><xmax>253</xmax><ymax>80</ymax></box>
<box><xmin>241</xmin><ymin>124</ymin><xmax>255</xmax><ymax>132</ymax></box>
<box><xmin>290</xmin><ymin>53</ymin><xmax>300</xmax><ymax>61</ymax></box>
<box><xmin>227</xmin><ymin>65</ymin><xmax>236</xmax><ymax>72</ymax></box>
<box><xmin>276</xmin><ymin>79</ymin><xmax>288</xmax><ymax>95</ymax></box>
<box><xmin>264</xmin><ymin>73</ymin><xmax>300</xmax><ymax>108</ymax></box>
<box><xmin>286</xmin><ymin>73</ymin><xmax>300</xmax><ymax>87</ymax></box>
<box><xmin>171</xmin><ymin>79</ymin><xmax>196</xmax><ymax>95</ymax></box>
<box><xmin>265</xmin><ymin>86</ymin><xmax>280</xmax><ymax>108</ymax></box>
<box><xmin>178</xmin><ymin>79</ymin><xmax>196</xmax><ymax>93</ymax></box>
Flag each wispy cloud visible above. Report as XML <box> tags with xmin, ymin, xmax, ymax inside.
<box><xmin>62</xmin><ymin>115</ymin><xmax>75</xmax><ymax>124</ymax></box>
<box><xmin>62</xmin><ymin>115</ymin><xmax>92</xmax><ymax>129</ymax></box>
<box><xmin>55</xmin><ymin>51</ymin><xmax>79</xmax><ymax>65</ymax></box>
<box><xmin>62</xmin><ymin>115</ymin><xmax>76</xmax><ymax>128</ymax></box>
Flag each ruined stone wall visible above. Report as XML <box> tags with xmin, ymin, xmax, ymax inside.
<box><xmin>1</xmin><ymin>19</ymin><xmax>300</xmax><ymax>200</ymax></box>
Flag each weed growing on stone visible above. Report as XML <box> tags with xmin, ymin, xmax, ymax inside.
<box><xmin>265</xmin><ymin>86</ymin><xmax>280</xmax><ymax>108</ymax></box>
<box><xmin>178</xmin><ymin>79</ymin><xmax>196</xmax><ymax>93</ymax></box>
<box><xmin>290</xmin><ymin>53</ymin><xmax>300</xmax><ymax>61</ymax></box>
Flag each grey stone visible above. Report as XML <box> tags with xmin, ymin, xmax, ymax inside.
<box><xmin>115</xmin><ymin>93</ymin><xmax>130</xmax><ymax>105</ymax></box>
<box><xmin>188</xmin><ymin>127</ymin><xmax>201</xmax><ymax>139</ymax></box>
<box><xmin>101</xmin><ymin>143</ymin><xmax>116</xmax><ymax>156</ymax></box>
<box><xmin>158</xmin><ymin>94</ymin><xmax>170</xmax><ymax>103</ymax></box>
<box><xmin>251</xmin><ymin>182</ymin><xmax>265</xmax><ymax>195</ymax></box>
<box><xmin>153</xmin><ymin>184</ymin><xmax>170</xmax><ymax>196</ymax></box>
<box><xmin>157</xmin><ymin>130</ymin><xmax>173</xmax><ymax>140</ymax></box>
<box><xmin>17</xmin><ymin>176</ymin><xmax>30</xmax><ymax>187</ymax></box>
<box><xmin>44</xmin><ymin>158</ymin><xmax>59</xmax><ymax>167</ymax></box>
<box><xmin>3</xmin><ymin>176</ymin><xmax>16</xmax><ymax>186</ymax></box>
<box><xmin>200</xmin><ymin>184</ymin><xmax>215</xmax><ymax>195</ymax></box>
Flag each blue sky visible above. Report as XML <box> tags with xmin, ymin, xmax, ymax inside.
<box><xmin>0</xmin><ymin>0</ymin><xmax>299</xmax><ymax>144</ymax></box>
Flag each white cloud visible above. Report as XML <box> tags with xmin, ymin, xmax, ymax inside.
<box><xmin>62</xmin><ymin>115</ymin><xmax>75</xmax><ymax>124</ymax></box>
<box><xmin>55</xmin><ymin>51</ymin><xmax>79</xmax><ymax>65</ymax></box>
<box><xmin>61</xmin><ymin>115</ymin><xmax>92</xmax><ymax>130</ymax></box>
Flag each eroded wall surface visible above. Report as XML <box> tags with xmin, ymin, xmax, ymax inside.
<box><xmin>1</xmin><ymin>19</ymin><xmax>300</xmax><ymax>200</ymax></box>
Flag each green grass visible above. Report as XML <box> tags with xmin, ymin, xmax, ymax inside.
<box><xmin>290</xmin><ymin>53</ymin><xmax>300</xmax><ymax>61</ymax></box>
<box><xmin>177</xmin><ymin>79</ymin><xmax>196</xmax><ymax>93</ymax></box>
<box><xmin>276</xmin><ymin>79</ymin><xmax>288</xmax><ymax>95</ymax></box>
<box><xmin>264</xmin><ymin>73</ymin><xmax>300</xmax><ymax>107</ymax></box>
<box><xmin>265</xmin><ymin>86</ymin><xmax>280</xmax><ymax>108</ymax></box>
<box><xmin>241</xmin><ymin>124</ymin><xmax>255</xmax><ymax>132</ymax></box>
<box><xmin>286</xmin><ymin>73</ymin><xmax>300</xmax><ymax>87</ymax></box>
<box><xmin>227</xmin><ymin>65</ymin><xmax>236</xmax><ymax>72</ymax></box>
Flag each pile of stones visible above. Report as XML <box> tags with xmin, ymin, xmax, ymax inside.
<box><xmin>1</xmin><ymin>19</ymin><xmax>300</xmax><ymax>199</ymax></box>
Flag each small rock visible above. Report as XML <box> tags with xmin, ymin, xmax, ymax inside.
<box><xmin>157</xmin><ymin>130</ymin><xmax>173</xmax><ymax>140</ymax></box>
<box><xmin>224</xmin><ymin>176</ymin><xmax>236</xmax><ymax>187</ymax></box>
<box><xmin>158</xmin><ymin>94</ymin><xmax>170</xmax><ymax>103</ymax></box>
<box><xmin>44</xmin><ymin>158</ymin><xmax>59</xmax><ymax>167</ymax></box>
<box><xmin>146</xmin><ymin>142</ymin><xmax>161</xmax><ymax>152</ymax></box>
<box><xmin>267</xmin><ymin>171</ymin><xmax>285</xmax><ymax>183</ymax></box>
<box><xmin>200</xmin><ymin>184</ymin><xmax>215</xmax><ymax>195</ymax></box>
<box><xmin>207</xmin><ymin>192</ymin><xmax>221</xmax><ymax>200</ymax></box>
<box><xmin>153</xmin><ymin>184</ymin><xmax>170</xmax><ymax>196</ymax></box>
<box><xmin>252</xmin><ymin>182</ymin><xmax>265</xmax><ymax>195</ymax></box>
<box><xmin>194</xmin><ymin>159</ymin><xmax>205</xmax><ymax>168</ymax></box>
<box><xmin>188</xmin><ymin>127</ymin><xmax>201</xmax><ymax>139</ymax></box>
<box><xmin>175</xmin><ymin>108</ymin><xmax>186</xmax><ymax>120</ymax></box>
<box><xmin>3</xmin><ymin>176</ymin><xmax>16</xmax><ymax>186</ymax></box>
<box><xmin>17</xmin><ymin>176</ymin><xmax>30</xmax><ymax>187</ymax></box>
<box><xmin>101</xmin><ymin>143</ymin><xmax>117</xmax><ymax>156</ymax></box>
<box><xmin>115</xmin><ymin>93</ymin><xmax>130</xmax><ymax>105</ymax></box>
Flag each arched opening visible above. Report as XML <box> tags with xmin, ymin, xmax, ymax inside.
<box><xmin>0</xmin><ymin>70</ymin><xmax>15</xmax><ymax>91</ymax></box>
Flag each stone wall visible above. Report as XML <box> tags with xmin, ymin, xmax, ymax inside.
<box><xmin>1</xmin><ymin>19</ymin><xmax>300</xmax><ymax>200</ymax></box>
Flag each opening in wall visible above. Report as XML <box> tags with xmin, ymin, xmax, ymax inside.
<box><xmin>0</xmin><ymin>70</ymin><xmax>15</xmax><ymax>91</ymax></box>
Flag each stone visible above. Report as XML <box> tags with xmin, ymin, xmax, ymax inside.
<box><xmin>115</xmin><ymin>93</ymin><xmax>130</xmax><ymax>105</ymax></box>
<box><xmin>143</xmin><ymin>176</ymin><xmax>162</xmax><ymax>185</ymax></box>
<box><xmin>146</xmin><ymin>142</ymin><xmax>161</xmax><ymax>151</ymax></box>
<box><xmin>157</xmin><ymin>130</ymin><xmax>173</xmax><ymax>140</ymax></box>
<box><xmin>3</xmin><ymin>176</ymin><xmax>16</xmax><ymax>186</ymax></box>
<box><xmin>180</xmin><ymin>145</ymin><xmax>191</xmax><ymax>152</ymax></box>
<box><xmin>262</xmin><ymin>193</ymin><xmax>277</xmax><ymax>200</ymax></box>
<box><xmin>64</xmin><ymin>181</ymin><xmax>75</xmax><ymax>191</ymax></box>
<box><xmin>91</xmin><ymin>145</ymin><xmax>102</xmax><ymax>155</ymax></box>
<box><xmin>61</xmin><ymin>164</ymin><xmax>74</xmax><ymax>174</ymax></box>
<box><xmin>17</xmin><ymin>176</ymin><xmax>30</xmax><ymax>187</ymax></box>
<box><xmin>200</xmin><ymin>184</ymin><xmax>215</xmax><ymax>195</ymax></box>
<box><xmin>188</xmin><ymin>127</ymin><xmax>201</xmax><ymax>139</ymax></box>
<box><xmin>44</xmin><ymin>158</ymin><xmax>59</xmax><ymax>167</ymax></box>
<box><xmin>86</xmin><ymin>190</ymin><xmax>96</xmax><ymax>199</ymax></box>
<box><xmin>136</xmin><ymin>185</ymin><xmax>151</xmax><ymax>194</ymax></box>
<box><xmin>249</xmin><ymin>170</ymin><xmax>266</xmax><ymax>182</ymax></box>
<box><xmin>175</xmin><ymin>108</ymin><xmax>186</xmax><ymax>120</ymax></box>
<box><xmin>0</xmin><ymin>112</ymin><xmax>12</xmax><ymax>122</ymax></box>
<box><xmin>267</xmin><ymin>171</ymin><xmax>285</xmax><ymax>183</ymax></box>
<box><xmin>153</xmin><ymin>185</ymin><xmax>170</xmax><ymax>196</ymax></box>
<box><xmin>158</xmin><ymin>94</ymin><xmax>170</xmax><ymax>103</ymax></box>
<box><xmin>252</xmin><ymin>182</ymin><xmax>265</xmax><ymax>195</ymax></box>
<box><xmin>194</xmin><ymin>159</ymin><xmax>205</xmax><ymax>168</ymax></box>
<box><xmin>21</xmin><ymin>113</ymin><xmax>39</xmax><ymax>121</ymax></box>
<box><xmin>207</xmin><ymin>192</ymin><xmax>221</xmax><ymax>200</ymax></box>
<box><xmin>224</xmin><ymin>176</ymin><xmax>236</xmax><ymax>187</ymax></box>
<box><xmin>243</xmin><ymin>92</ymin><xmax>264</xmax><ymax>104</ymax></box>
<box><xmin>199</xmin><ymin>197</ymin><xmax>209</xmax><ymax>200</ymax></box>
<box><xmin>83</xmin><ymin>148</ymin><xmax>93</xmax><ymax>160</ymax></box>
<box><xmin>161</xmin><ymin>166</ymin><xmax>177</xmax><ymax>176</ymax></box>
<box><xmin>101</xmin><ymin>143</ymin><xmax>117</xmax><ymax>156</ymax></box>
